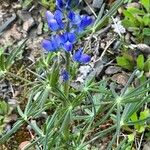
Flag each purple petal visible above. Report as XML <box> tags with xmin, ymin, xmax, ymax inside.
<box><xmin>79</xmin><ymin>54</ymin><xmax>91</xmax><ymax>63</ymax></box>
<box><xmin>51</xmin><ymin>37</ymin><xmax>59</xmax><ymax>50</ymax></box>
<box><xmin>73</xmin><ymin>48</ymin><xmax>82</xmax><ymax>62</ymax></box>
<box><xmin>62</xmin><ymin>41</ymin><xmax>73</xmax><ymax>52</ymax></box>
<box><xmin>45</xmin><ymin>11</ymin><xmax>54</xmax><ymax>21</ymax></box>
<box><xmin>59</xmin><ymin>33</ymin><xmax>68</xmax><ymax>43</ymax></box>
<box><xmin>48</xmin><ymin>19</ymin><xmax>60</xmax><ymax>31</ymax></box>
<box><xmin>61</xmin><ymin>70</ymin><xmax>69</xmax><ymax>81</ymax></box>
<box><xmin>42</xmin><ymin>40</ymin><xmax>53</xmax><ymax>52</ymax></box>
<box><xmin>54</xmin><ymin>10</ymin><xmax>64</xmax><ymax>29</ymax></box>
<box><xmin>56</xmin><ymin>0</ymin><xmax>64</xmax><ymax>9</ymax></box>
<box><xmin>68</xmin><ymin>11</ymin><xmax>81</xmax><ymax>25</ymax></box>
<box><xmin>67</xmin><ymin>32</ymin><xmax>76</xmax><ymax>43</ymax></box>
<box><xmin>54</xmin><ymin>10</ymin><xmax>63</xmax><ymax>20</ymax></box>
<box><xmin>80</xmin><ymin>15</ymin><xmax>93</xmax><ymax>29</ymax></box>
<box><xmin>73</xmin><ymin>48</ymin><xmax>91</xmax><ymax>63</ymax></box>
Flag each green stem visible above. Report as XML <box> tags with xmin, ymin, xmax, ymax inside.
<box><xmin>64</xmin><ymin>52</ymin><xmax>70</xmax><ymax>99</ymax></box>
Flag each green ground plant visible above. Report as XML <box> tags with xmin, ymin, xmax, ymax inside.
<box><xmin>0</xmin><ymin>0</ymin><xmax>150</xmax><ymax>149</ymax></box>
<box><xmin>21</xmin><ymin>0</ymin><xmax>55</xmax><ymax>10</ymax></box>
<box><xmin>0</xmin><ymin>40</ymin><xmax>27</xmax><ymax>78</ymax></box>
<box><xmin>0</xmin><ymin>100</ymin><xmax>10</xmax><ymax>134</ymax></box>
<box><xmin>117</xmin><ymin>53</ymin><xmax>150</xmax><ymax>72</ymax></box>
<box><xmin>122</xmin><ymin>0</ymin><xmax>150</xmax><ymax>43</ymax></box>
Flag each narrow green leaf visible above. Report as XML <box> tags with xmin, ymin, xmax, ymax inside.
<box><xmin>0</xmin><ymin>119</ymin><xmax>24</xmax><ymax>143</ymax></box>
<box><xmin>6</xmin><ymin>39</ymin><xmax>27</xmax><ymax>69</ymax></box>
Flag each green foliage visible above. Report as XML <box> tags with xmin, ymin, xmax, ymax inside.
<box><xmin>0</xmin><ymin>51</ymin><xmax>150</xmax><ymax>149</ymax></box>
<box><xmin>116</xmin><ymin>53</ymin><xmax>135</xmax><ymax>71</ymax></box>
<box><xmin>117</xmin><ymin>53</ymin><xmax>150</xmax><ymax>72</ymax></box>
<box><xmin>0</xmin><ymin>39</ymin><xmax>26</xmax><ymax>78</ymax></box>
<box><xmin>0</xmin><ymin>100</ymin><xmax>10</xmax><ymax>134</ymax></box>
<box><xmin>122</xmin><ymin>0</ymin><xmax>150</xmax><ymax>43</ymax></box>
<box><xmin>131</xmin><ymin>109</ymin><xmax>149</xmax><ymax>133</ymax></box>
<box><xmin>0</xmin><ymin>0</ymin><xmax>149</xmax><ymax>149</ymax></box>
<box><xmin>21</xmin><ymin>0</ymin><xmax>55</xmax><ymax>10</ymax></box>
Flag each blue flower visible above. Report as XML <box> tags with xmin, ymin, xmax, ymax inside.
<box><xmin>61</xmin><ymin>70</ymin><xmax>69</xmax><ymax>81</ymax></box>
<box><xmin>68</xmin><ymin>11</ymin><xmax>81</xmax><ymax>25</ymax></box>
<box><xmin>73</xmin><ymin>48</ymin><xmax>91</xmax><ymax>64</ymax></box>
<box><xmin>68</xmin><ymin>11</ymin><xmax>93</xmax><ymax>32</ymax></box>
<box><xmin>46</xmin><ymin>10</ymin><xmax>64</xmax><ymax>31</ymax></box>
<box><xmin>56</xmin><ymin>0</ymin><xmax>64</xmax><ymax>10</ymax></box>
<box><xmin>79</xmin><ymin>15</ymin><xmax>93</xmax><ymax>31</ymax></box>
<box><xmin>59</xmin><ymin>32</ymin><xmax>76</xmax><ymax>52</ymax></box>
<box><xmin>42</xmin><ymin>35</ymin><xmax>61</xmax><ymax>52</ymax></box>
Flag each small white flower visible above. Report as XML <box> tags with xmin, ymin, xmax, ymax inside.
<box><xmin>79</xmin><ymin>65</ymin><xmax>92</xmax><ymax>77</ymax></box>
<box><xmin>112</xmin><ymin>17</ymin><xmax>126</xmax><ymax>35</ymax></box>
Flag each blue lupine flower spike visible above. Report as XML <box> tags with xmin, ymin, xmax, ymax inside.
<box><xmin>61</xmin><ymin>70</ymin><xmax>69</xmax><ymax>81</ymax></box>
<box><xmin>73</xmin><ymin>48</ymin><xmax>91</xmax><ymax>64</ymax></box>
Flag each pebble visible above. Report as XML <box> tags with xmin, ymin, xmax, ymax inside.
<box><xmin>137</xmin><ymin>44</ymin><xmax>150</xmax><ymax>55</ymax></box>
<box><xmin>105</xmin><ymin>66</ymin><xmax>121</xmax><ymax>75</ymax></box>
<box><xmin>23</xmin><ymin>17</ymin><xmax>35</xmax><ymax>32</ymax></box>
<box><xmin>127</xmin><ymin>2</ymin><xmax>140</xmax><ymax>8</ymax></box>
<box><xmin>92</xmin><ymin>0</ymin><xmax>104</xmax><ymax>8</ymax></box>
<box><xmin>111</xmin><ymin>73</ymin><xmax>129</xmax><ymax>86</ymax></box>
<box><xmin>37</xmin><ymin>18</ymin><xmax>43</xmax><ymax>35</ymax></box>
<box><xmin>143</xmin><ymin>142</ymin><xmax>150</xmax><ymax>150</ymax></box>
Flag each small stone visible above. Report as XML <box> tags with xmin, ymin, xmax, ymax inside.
<box><xmin>12</xmin><ymin>3</ymin><xmax>22</xmax><ymax>10</ymax></box>
<box><xmin>92</xmin><ymin>0</ymin><xmax>103</xmax><ymax>8</ymax></box>
<box><xmin>23</xmin><ymin>17</ymin><xmax>35</xmax><ymax>32</ymax></box>
<box><xmin>111</xmin><ymin>73</ymin><xmax>129</xmax><ymax>86</ymax></box>
<box><xmin>143</xmin><ymin>142</ymin><xmax>150</xmax><ymax>150</ymax></box>
<box><xmin>17</xmin><ymin>10</ymin><xmax>31</xmax><ymax>22</ymax></box>
<box><xmin>105</xmin><ymin>66</ymin><xmax>121</xmax><ymax>75</ymax></box>
<box><xmin>37</xmin><ymin>22</ymin><xmax>43</xmax><ymax>35</ymax></box>
<box><xmin>94</xmin><ymin>60</ymin><xmax>104</xmax><ymax>79</ymax></box>
<box><xmin>9</xmin><ymin>24</ymin><xmax>22</xmax><ymax>40</ymax></box>
<box><xmin>137</xmin><ymin>44</ymin><xmax>150</xmax><ymax>54</ymax></box>
<box><xmin>18</xmin><ymin>141</ymin><xmax>31</xmax><ymax>150</ymax></box>
<box><xmin>86</xmin><ymin>0</ymin><xmax>93</xmax><ymax>3</ymax></box>
<box><xmin>2</xmin><ymin>2</ymin><xmax>10</xmax><ymax>8</ymax></box>
<box><xmin>127</xmin><ymin>2</ymin><xmax>140</xmax><ymax>9</ymax></box>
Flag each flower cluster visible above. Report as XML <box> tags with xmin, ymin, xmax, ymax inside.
<box><xmin>42</xmin><ymin>0</ymin><xmax>93</xmax><ymax>81</ymax></box>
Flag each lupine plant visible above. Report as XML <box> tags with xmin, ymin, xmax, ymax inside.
<box><xmin>1</xmin><ymin>0</ymin><xmax>149</xmax><ymax>150</ymax></box>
